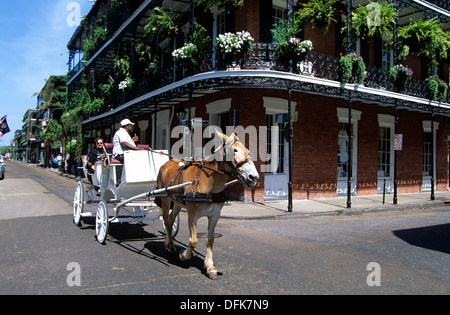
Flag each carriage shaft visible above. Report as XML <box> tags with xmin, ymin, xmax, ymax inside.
<box><xmin>112</xmin><ymin>182</ymin><xmax>192</xmax><ymax>220</ymax></box>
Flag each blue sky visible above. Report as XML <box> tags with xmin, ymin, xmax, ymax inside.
<box><xmin>0</xmin><ymin>0</ymin><xmax>93</xmax><ymax>146</ymax></box>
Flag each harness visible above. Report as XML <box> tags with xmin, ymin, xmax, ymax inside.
<box><xmin>163</xmin><ymin>138</ymin><xmax>252</xmax><ymax>205</ymax></box>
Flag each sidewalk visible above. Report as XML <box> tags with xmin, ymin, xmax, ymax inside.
<box><xmin>221</xmin><ymin>191</ymin><xmax>450</xmax><ymax>220</ymax></box>
<box><xmin>38</xmin><ymin>163</ymin><xmax>450</xmax><ymax>220</ymax></box>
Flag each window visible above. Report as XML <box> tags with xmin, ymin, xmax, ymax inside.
<box><xmin>423</xmin><ymin>132</ymin><xmax>432</xmax><ymax>177</ymax></box>
<box><xmin>271</xmin><ymin>4</ymin><xmax>287</xmax><ymax>43</ymax></box>
<box><xmin>212</xmin><ymin>9</ymin><xmax>226</xmax><ymax>66</ymax></box>
<box><xmin>216</xmin><ymin>10</ymin><xmax>226</xmax><ymax>35</ymax></box>
<box><xmin>273</xmin><ymin>5</ymin><xmax>287</xmax><ymax>28</ymax></box>
<box><xmin>337</xmin><ymin>122</ymin><xmax>351</xmax><ymax>179</ymax></box>
<box><xmin>378</xmin><ymin>127</ymin><xmax>391</xmax><ymax>178</ymax></box>
<box><xmin>381</xmin><ymin>39</ymin><xmax>393</xmax><ymax>72</ymax></box>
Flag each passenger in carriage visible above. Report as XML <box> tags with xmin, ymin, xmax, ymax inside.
<box><xmin>85</xmin><ymin>138</ymin><xmax>106</xmax><ymax>191</ymax></box>
<box><xmin>87</xmin><ymin>137</ymin><xmax>105</xmax><ymax>175</ymax></box>
<box><xmin>112</xmin><ymin>119</ymin><xmax>145</xmax><ymax>164</ymax></box>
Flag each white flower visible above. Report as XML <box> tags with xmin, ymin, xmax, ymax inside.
<box><xmin>118</xmin><ymin>77</ymin><xmax>133</xmax><ymax>90</ymax></box>
<box><xmin>216</xmin><ymin>31</ymin><xmax>254</xmax><ymax>54</ymax></box>
<box><xmin>172</xmin><ymin>43</ymin><xmax>197</xmax><ymax>61</ymax></box>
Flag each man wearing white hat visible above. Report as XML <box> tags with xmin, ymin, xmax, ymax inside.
<box><xmin>112</xmin><ymin>119</ymin><xmax>145</xmax><ymax>163</ymax></box>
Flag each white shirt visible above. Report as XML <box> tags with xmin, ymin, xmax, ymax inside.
<box><xmin>113</xmin><ymin>127</ymin><xmax>135</xmax><ymax>157</ymax></box>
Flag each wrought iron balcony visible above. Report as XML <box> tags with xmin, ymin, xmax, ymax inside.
<box><xmin>101</xmin><ymin>43</ymin><xmax>447</xmax><ymax>113</ymax></box>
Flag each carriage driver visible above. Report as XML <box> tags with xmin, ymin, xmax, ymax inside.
<box><xmin>112</xmin><ymin>119</ymin><xmax>145</xmax><ymax>163</ymax></box>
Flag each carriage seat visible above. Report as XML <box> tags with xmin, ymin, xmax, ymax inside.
<box><xmin>103</xmin><ymin>143</ymin><xmax>150</xmax><ymax>164</ymax></box>
<box><xmin>102</xmin><ymin>143</ymin><xmax>120</xmax><ymax>164</ymax></box>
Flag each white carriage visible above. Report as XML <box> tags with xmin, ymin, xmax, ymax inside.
<box><xmin>72</xmin><ymin>144</ymin><xmax>191</xmax><ymax>244</ymax></box>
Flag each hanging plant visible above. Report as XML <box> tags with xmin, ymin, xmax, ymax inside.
<box><xmin>439</xmin><ymin>80</ymin><xmax>448</xmax><ymax>102</ymax></box>
<box><xmin>172</xmin><ymin>23</ymin><xmax>212</xmax><ymax>69</ymax></box>
<box><xmin>389</xmin><ymin>64</ymin><xmax>413</xmax><ymax>91</ymax></box>
<box><xmin>339</xmin><ymin>53</ymin><xmax>366</xmax><ymax>84</ymax></box>
<box><xmin>425</xmin><ymin>76</ymin><xmax>448</xmax><ymax>102</ymax></box>
<box><xmin>399</xmin><ymin>18</ymin><xmax>450</xmax><ymax>74</ymax></box>
<box><xmin>101</xmin><ymin>76</ymin><xmax>115</xmax><ymax>96</ymax></box>
<box><xmin>144</xmin><ymin>60</ymin><xmax>159</xmax><ymax>78</ymax></box>
<box><xmin>144</xmin><ymin>7</ymin><xmax>179</xmax><ymax>41</ymax></box>
<box><xmin>297</xmin><ymin>0</ymin><xmax>337</xmax><ymax>34</ymax></box>
<box><xmin>114</xmin><ymin>56</ymin><xmax>131</xmax><ymax>77</ymax></box>
<box><xmin>198</xmin><ymin>0</ymin><xmax>244</xmax><ymax>12</ymax></box>
<box><xmin>189</xmin><ymin>23</ymin><xmax>212</xmax><ymax>63</ymax></box>
<box><xmin>82</xmin><ymin>27</ymin><xmax>109</xmax><ymax>60</ymax></box>
<box><xmin>351</xmin><ymin>0</ymin><xmax>397</xmax><ymax>41</ymax></box>
<box><xmin>353</xmin><ymin>55</ymin><xmax>366</xmax><ymax>84</ymax></box>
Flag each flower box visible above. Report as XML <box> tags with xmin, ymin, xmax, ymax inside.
<box><xmin>216</xmin><ymin>31</ymin><xmax>254</xmax><ymax>69</ymax></box>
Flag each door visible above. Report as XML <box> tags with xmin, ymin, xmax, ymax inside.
<box><xmin>264</xmin><ymin>114</ymin><xmax>288</xmax><ymax>199</ymax></box>
<box><xmin>377</xmin><ymin>126</ymin><xmax>394</xmax><ymax>193</ymax></box>
<box><xmin>337</xmin><ymin>122</ymin><xmax>357</xmax><ymax>195</ymax></box>
<box><xmin>422</xmin><ymin>121</ymin><xmax>438</xmax><ymax>191</ymax></box>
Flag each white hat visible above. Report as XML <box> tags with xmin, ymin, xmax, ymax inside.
<box><xmin>120</xmin><ymin>119</ymin><xmax>135</xmax><ymax>127</ymax></box>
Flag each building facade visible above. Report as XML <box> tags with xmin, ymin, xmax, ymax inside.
<box><xmin>67</xmin><ymin>0</ymin><xmax>450</xmax><ymax>203</ymax></box>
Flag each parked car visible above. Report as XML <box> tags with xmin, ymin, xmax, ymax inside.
<box><xmin>0</xmin><ymin>156</ymin><xmax>5</xmax><ymax>180</ymax></box>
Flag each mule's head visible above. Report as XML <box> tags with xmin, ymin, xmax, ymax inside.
<box><xmin>217</xmin><ymin>130</ymin><xmax>259</xmax><ymax>188</ymax></box>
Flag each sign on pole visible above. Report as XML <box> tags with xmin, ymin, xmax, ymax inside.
<box><xmin>394</xmin><ymin>134</ymin><xmax>403</xmax><ymax>151</ymax></box>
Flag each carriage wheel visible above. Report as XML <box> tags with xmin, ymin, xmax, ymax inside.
<box><xmin>96</xmin><ymin>201</ymin><xmax>109</xmax><ymax>244</ymax></box>
<box><xmin>73</xmin><ymin>181</ymin><xmax>84</xmax><ymax>227</ymax></box>
<box><xmin>162</xmin><ymin>211</ymin><xmax>180</xmax><ymax>238</ymax></box>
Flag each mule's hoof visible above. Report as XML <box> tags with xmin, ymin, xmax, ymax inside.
<box><xmin>179</xmin><ymin>252</ymin><xmax>190</xmax><ymax>261</ymax></box>
<box><xmin>207</xmin><ymin>270</ymin><xmax>218</xmax><ymax>280</ymax></box>
<box><xmin>165</xmin><ymin>246</ymin><xmax>175</xmax><ymax>254</ymax></box>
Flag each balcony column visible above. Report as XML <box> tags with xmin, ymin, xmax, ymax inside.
<box><xmin>393</xmin><ymin>1</ymin><xmax>399</xmax><ymax>205</ymax></box>
<box><xmin>346</xmin><ymin>0</ymin><xmax>354</xmax><ymax>54</ymax></box>
<box><xmin>189</xmin><ymin>0</ymin><xmax>195</xmax><ymax>36</ymax></box>
<box><xmin>287</xmin><ymin>0</ymin><xmax>294</xmax><ymax>25</ymax></box>
<box><xmin>347</xmin><ymin>93</ymin><xmax>353</xmax><ymax>209</ymax></box>
<box><xmin>431</xmin><ymin>106</ymin><xmax>435</xmax><ymax>201</ymax></box>
<box><xmin>287</xmin><ymin>0</ymin><xmax>294</xmax><ymax>73</ymax></box>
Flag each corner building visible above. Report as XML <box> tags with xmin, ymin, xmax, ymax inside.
<box><xmin>67</xmin><ymin>0</ymin><xmax>450</xmax><ymax>202</ymax></box>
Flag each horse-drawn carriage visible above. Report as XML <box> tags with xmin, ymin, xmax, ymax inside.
<box><xmin>72</xmin><ymin>131</ymin><xmax>259</xmax><ymax>279</ymax></box>
<box><xmin>72</xmin><ymin>143</ymin><xmax>191</xmax><ymax>244</ymax></box>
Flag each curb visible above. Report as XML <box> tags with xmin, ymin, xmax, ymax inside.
<box><xmin>28</xmin><ymin>162</ymin><xmax>450</xmax><ymax>221</ymax></box>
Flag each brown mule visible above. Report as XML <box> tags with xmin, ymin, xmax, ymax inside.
<box><xmin>156</xmin><ymin>130</ymin><xmax>259</xmax><ymax>279</ymax></box>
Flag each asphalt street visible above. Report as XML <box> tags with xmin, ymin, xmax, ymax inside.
<box><xmin>1</xmin><ymin>160</ymin><xmax>450</xmax><ymax>297</ymax></box>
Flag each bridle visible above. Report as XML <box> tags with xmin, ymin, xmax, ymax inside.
<box><xmin>222</xmin><ymin>138</ymin><xmax>252</xmax><ymax>178</ymax></box>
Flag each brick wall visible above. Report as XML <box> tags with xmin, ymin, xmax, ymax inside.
<box><xmin>181</xmin><ymin>89</ymin><xmax>448</xmax><ymax>202</ymax></box>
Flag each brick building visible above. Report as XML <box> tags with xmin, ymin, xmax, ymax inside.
<box><xmin>67</xmin><ymin>0</ymin><xmax>450</xmax><ymax>204</ymax></box>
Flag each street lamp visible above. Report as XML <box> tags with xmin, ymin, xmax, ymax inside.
<box><xmin>175</xmin><ymin>106</ymin><xmax>187</xmax><ymax>124</ymax></box>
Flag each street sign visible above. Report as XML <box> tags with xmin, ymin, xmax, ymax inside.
<box><xmin>180</xmin><ymin>119</ymin><xmax>209</xmax><ymax>127</ymax></box>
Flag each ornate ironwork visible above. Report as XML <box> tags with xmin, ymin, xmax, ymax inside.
<box><xmin>94</xmin><ymin>42</ymin><xmax>449</xmax><ymax>115</ymax></box>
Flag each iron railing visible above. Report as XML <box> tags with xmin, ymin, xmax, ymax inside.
<box><xmin>97</xmin><ymin>43</ymin><xmax>447</xmax><ymax>112</ymax></box>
